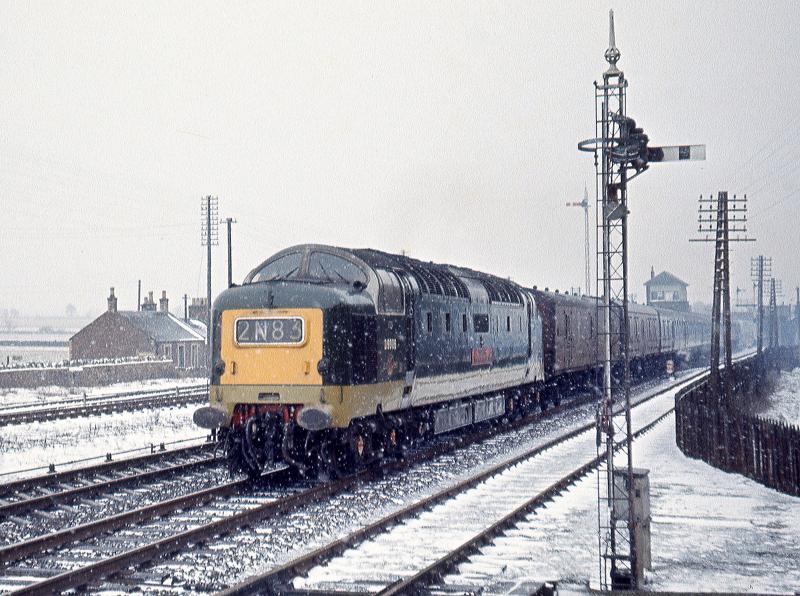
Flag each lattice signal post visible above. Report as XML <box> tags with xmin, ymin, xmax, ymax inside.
<box><xmin>201</xmin><ymin>196</ymin><xmax>219</xmax><ymax>368</ymax></box>
<box><xmin>578</xmin><ymin>10</ymin><xmax>705</xmax><ymax>590</ymax></box>
<box><xmin>690</xmin><ymin>193</ymin><xmax>754</xmax><ymax>400</ymax></box>
<box><xmin>566</xmin><ymin>186</ymin><xmax>592</xmax><ymax>297</ymax></box>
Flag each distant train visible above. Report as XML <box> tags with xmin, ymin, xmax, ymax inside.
<box><xmin>195</xmin><ymin>244</ymin><xmax>735</xmax><ymax>477</ymax></box>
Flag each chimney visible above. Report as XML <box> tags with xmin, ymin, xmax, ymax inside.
<box><xmin>107</xmin><ymin>287</ymin><xmax>117</xmax><ymax>313</ymax></box>
<box><xmin>142</xmin><ymin>290</ymin><xmax>156</xmax><ymax>312</ymax></box>
<box><xmin>159</xmin><ymin>290</ymin><xmax>169</xmax><ymax>313</ymax></box>
<box><xmin>651</xmin><ymin>266</ymin><xmax>655</xmax><ymax>279</ymax></box>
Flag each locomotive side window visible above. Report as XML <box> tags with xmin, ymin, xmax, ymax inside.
<box><xmin>309</xmin><ymin>252</ymin><xmax>368</xmax><ymax>285</ymax></box>
<box><xmin>375</xmin><ymin>269</ymin><xmax>404</xmax><ymax>314</ymax></box>
<box><xmin>250</xmin><ymin>252</ymin><xmax>303</xmax><ymax>282</ymax></box>
<box><xmin>473</xmin><ymin>313</ymin><xmax>489</xmax><ymax>333</ymax></box>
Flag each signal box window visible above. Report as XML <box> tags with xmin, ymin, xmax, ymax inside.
<box><xmin>309</xmin><ymin>252</ymin><xmax>367</xmax><ymax>285</ymax></box>
<box><xmin>473</xmin><ymin>313</ymin><xmax>489</xmax><ymax>334</ymax></box>
<box><xmin>250</xmin><ymin>252</ymin><xmax>303</xmax><ymax>282</ymax></box>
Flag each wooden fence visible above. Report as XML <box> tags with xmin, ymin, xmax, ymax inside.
<box><xmin>675</xmin><ymin>350</ymin><xmax>800</xmax><ymax>496</ymax></box>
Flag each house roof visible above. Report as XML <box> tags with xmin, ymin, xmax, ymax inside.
<box><xmin>119</xmin><ymin>311</ymin><xmax>206</xmax><ymax>343</ymax></box>
<box><xmin>645</xmin><ymin>271</ymin><xmax>688</xmax><ymax>288</ymax></box>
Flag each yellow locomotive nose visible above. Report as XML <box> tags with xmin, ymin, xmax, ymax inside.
<box><xmin>218</xmin><ymin>308</ymin><xmax>323</xmax><ymax>386</ymax></box>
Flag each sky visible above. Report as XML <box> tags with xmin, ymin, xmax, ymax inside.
<box><xmin>2</xmin><ymin>1</ymin><xmax>799</xmax><ymax>316</ymax></box>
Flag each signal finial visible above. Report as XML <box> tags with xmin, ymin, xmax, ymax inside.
<box><xmin>604</xmin><ymin>9</ymin><xmax>621</xmax><ymax>74</ymax></box>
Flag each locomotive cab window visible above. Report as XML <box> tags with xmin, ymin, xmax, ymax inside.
<box><xmin>375</xmin><ymin>269</ymin><xmax>404</xmax><ymax>314</ymax></box>
<box><xmin>249</xmin><ymin>252</ymin><xmax>303</xmax><ymax>282</ymax></box>
<box><xmin>308</xmin><ymin>252</ymin><xmax>367</xmax><ymax>285</ymax></box>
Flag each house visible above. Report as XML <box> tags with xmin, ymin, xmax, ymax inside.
<box><xmin>69</xmin><ymin>288</ymin><xmax>207</xmax><ymax>370</ymax></box>
<box><xmin>644</xmin><ymin>269</ymin><xmax>690</xmax><ymax>312</ymax></box>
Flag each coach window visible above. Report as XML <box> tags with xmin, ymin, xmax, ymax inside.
<box><xmin>426</xmin><ymin>312</ymin><xmax>433</xmax><ymax>333</ymax></box>
<box><xmin>375</xmin><ymin>269</ymin><xmax>404</xmax><ymax>314</ymax></box>
<box><xmin>506</xmin><ymin>315</ymin><xmax>511</xmax><ymax>332</ymax></box>
<box><xmin>462</xmin><ymin>313</ymin><xmax>468</xmax><ymax>333</ymax></box>
<box><xmin>445</xmin><ymin>312</ymin><xmax>451</xmax><ymax>333</ymax></box>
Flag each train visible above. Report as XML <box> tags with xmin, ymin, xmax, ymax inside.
<box><xmin>194</xmin><ymin>244</ymin><xmax>735</xmax><ymax>478</ymax></box>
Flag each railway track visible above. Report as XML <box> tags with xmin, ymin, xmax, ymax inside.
<box><xmin>220</xmin><ymin>370</ymin><xmax>712</xmax><ymax>595</ymax></box>
<box><xmin>0</xmin><ymin>442</ymin><xmax>225</xmax><ymax>551</ymax></box>
<box><xmin>0</xmin><ymin>384</ymin><xmax>208</xmax><ymax>426</ymax></box>
<box><xmin>0</xmin><ymin>367</ymin><xmax>710</xmax><ymax>595</ymax></box>
<box><xmin>0</xmin><ymin>374</ymin><xmax>621</xmax><ymax>595</ymax></box>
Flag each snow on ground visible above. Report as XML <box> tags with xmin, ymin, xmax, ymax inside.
<box><xmin>756</xmin><ymin>366</ymin><xmax>800</xmax><ymax>426</ymax></box>
<box><xmin>0</xmin><ymin>402</ymin><xmax>208</xmax><ymax>482</ymax></box>
<box><xmin>0</xmin><ymin>376</ymin><xmax>206</xmax><ymax>408</ymax></box>
<box><xmin>450</xmin><ymin>413</ymin><xmax>800</xmax><ymax>595</ymax></box>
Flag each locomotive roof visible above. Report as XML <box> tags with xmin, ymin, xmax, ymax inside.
<box><xmin>351</xmin><ymin>247</ymin><xmax>524</xmax><ymax>303</ymax></box>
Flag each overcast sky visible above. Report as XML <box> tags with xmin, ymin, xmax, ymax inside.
<box><xmin>2</xmin><ymin>1</ymin><xmax>799</xmax><ymax>316</ymax></box>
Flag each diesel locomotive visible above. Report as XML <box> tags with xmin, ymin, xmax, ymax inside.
<box><xmin>194</xmin><ymin>244</ymin><xmax>717</xmax><ymax>477</ymax></box>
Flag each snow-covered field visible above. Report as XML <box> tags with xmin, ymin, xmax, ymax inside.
<box><xmin>758</xmin><ymin>366</ymin><xmax>800</xmax><ymax>425</ymax></box>
<box><xmin>0</xmin><ymin>376</ymin><xmax>206</xmax><ymax>409</ymax></box>
<box><xmin>0</xmin><ymin>402</ymin><xmax>207</xmax><ymax>482</ymax></box>
<box><xmin>448</xmin><ymin>412</ymin><xmax>800</xmax><ymax>595</ymax></box>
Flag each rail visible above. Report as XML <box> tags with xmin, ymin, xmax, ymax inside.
<box><xmin>0</xmin><ymin>434</ymin><xmax>214</xmax><ymax>484</ymax></box>
<box><xmin>0</xmin><ymin>384</ymin><xmax>208</xmax><ymax>426</ymax></box>
<box><xmin>0</xmin><ymin>381</ymin><xmax>208</xmax><ymax>413</ymax></box>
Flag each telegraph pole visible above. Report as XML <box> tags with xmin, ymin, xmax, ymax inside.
<box><xmin>750</xmin><ymin>256</ymin><xmax>772</xmax><ymax>358</ymax></box>
<box><xmin>769</xmin><ymin>278</ymin><xmax>779</xmax><ymax>349</ymax></box>
<box><xmin>137</xmin><ymin>280</ymin><xmax>142</xmax><ymax>311</ymax></box>
<box><xmin>691</xmin><ymin>193</ymin><xmax>753</xmax><ymax>400</ymax></box>
<box><xmin>201</xmin><ymin>196</ymin><xmax>219</xmax><ymax>370</ymax></box>
<box><xmin>222</xmin><ymin>217</ymin><xmax>237</xmax><ymax>288</ymax></box>
<box><xmin>578</xmin><ymin>10</ymin><xmax>704</xmax><ymax>590</ymax></box>
<box><xmin>183</xmin><ymin>294</ymin><xmax>189</xmax><ymax>321</ymax></box>
<box><xmin>794</xmin><ymin>287</ymin><xmax>800</xmax><ymax>348</ymax></box>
